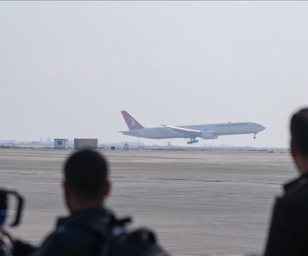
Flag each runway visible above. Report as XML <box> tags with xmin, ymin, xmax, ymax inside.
<box><xmin>0</xmin><ymin>148</ymin><xmax>296</xmax><ymax>256</ymax></box>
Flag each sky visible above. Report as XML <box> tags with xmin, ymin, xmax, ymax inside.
<box><xmin>1</xmin><ymin>1</ymin><xmax>308</xmax><ymax>148</ymax></box>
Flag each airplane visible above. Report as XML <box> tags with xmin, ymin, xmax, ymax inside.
<box><xmin>120</xmin><ymin>110</ymin><xmax>265</xmax><ymax>144</ymax></box>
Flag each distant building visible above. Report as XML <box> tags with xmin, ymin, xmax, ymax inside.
<box><xmin>74</xmin><ymin>138</ymin><xmax>98</xmax><ymax>149</ymax></box>
<box><xmin>54</xmin><ymin>139</ymin><xmax>69</xmax><ymax>149</ymax></box>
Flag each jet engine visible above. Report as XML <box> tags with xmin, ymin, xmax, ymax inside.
<box><xmin>201</xmin><ymin>131</ymin><xmax>218</xmax><ymax>139</ymax></box>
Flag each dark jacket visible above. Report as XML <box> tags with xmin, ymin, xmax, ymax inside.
<box><xmin>14</xmin><ymin>207</ymin><xmax>116</xmax><ymax>256</ymax></box>
<box><xmin>264</xmin><ymin>172</ymin><xmax>308</xmax><ymax>256</ymax></box>
<box><xmin>14</xmin><ymin>207</ymin><xmax>169</xmax><ymax>256</ymax></box>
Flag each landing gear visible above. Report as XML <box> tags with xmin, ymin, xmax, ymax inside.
<box><xmin>253</xmin><ymin>133</ymin><xmax>256</xmax><ymax>139</ymax></box>
<box><xmin>187</xmin><ymin>138</ymin><xmax>199</xmax><ymax>144</ymax></box>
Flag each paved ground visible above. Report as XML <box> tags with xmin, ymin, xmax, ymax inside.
<box><xmin>0</xmin><ymin>148</ymin><xmax>296</xmax><ymax>256</ymax></box>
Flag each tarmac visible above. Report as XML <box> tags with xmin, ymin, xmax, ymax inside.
<box><xmin>0</xmin><ymin>147</ymin><xmax>296</xmax><ymax>256</ymax></box>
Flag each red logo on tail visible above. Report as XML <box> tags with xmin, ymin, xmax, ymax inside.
<box><xmin>121</xmin><ymin>111</ymin><xmax>144</xmax><ymax>130</ymax></box>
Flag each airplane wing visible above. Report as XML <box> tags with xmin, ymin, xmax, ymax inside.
<box><xmin>162</xmin><ymin>125</ymin><xmax>202</xmax><ymax>137</ymax></box>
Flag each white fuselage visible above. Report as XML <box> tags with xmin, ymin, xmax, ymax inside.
<box><xmin>122</xmin><ymin>122</ymin><xmax>265</xmax><ymax>140</ymax></box>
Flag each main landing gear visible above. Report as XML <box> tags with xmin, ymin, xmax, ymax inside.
<box><xmin>187</xmin><ymin>138</ymin><xmax>199</xmax><ymax>144</ymax></box>
<box><xmin>253</xmin><ymin>133</ymin><xmax>257</xmax><ymax>139</ymax></box>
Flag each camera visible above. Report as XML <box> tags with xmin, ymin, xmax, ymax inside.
<box><xmin>0</xmin><ymin>189</ymin><xmax>24</xmax><ymax>256</ymax></box>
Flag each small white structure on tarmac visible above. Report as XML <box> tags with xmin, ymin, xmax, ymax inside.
<box><xmin>54</xmin><ymin>139</ymin><xmax>69</xmax><ymax>149</ymax></box>
<box><xmin>74</xmin><ymin>138</ymin><xmax>98</xmax><ymax>149</ymax></box>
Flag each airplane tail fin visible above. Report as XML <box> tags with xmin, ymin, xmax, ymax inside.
<box><xmin>121</xmin><ymin>111</ymin><xmax>144</xmax><ymax>130</ymax></box>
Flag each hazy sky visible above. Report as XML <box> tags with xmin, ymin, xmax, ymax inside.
<box><xmin>1</xmin><ymin>1</ymin><xmax>308</xmax><ymax>148</ymax></box>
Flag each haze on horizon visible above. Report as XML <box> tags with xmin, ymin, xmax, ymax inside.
<box><xmin>1</xmin><ymin>2</ymin><xmax>308</xmax><ymax>148</ymax></box>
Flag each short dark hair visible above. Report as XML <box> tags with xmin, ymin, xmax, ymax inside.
<box><xmin>64</xmin><ymin>149</ymin><xmax>108</xmax><ymax>201</ymax></box>
<box><xmin>291</xmin><ymin>108</ymin><xmax>308</xmax><ymax>157</ymax></box>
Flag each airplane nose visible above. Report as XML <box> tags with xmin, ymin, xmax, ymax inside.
<box><xmin>260</xmin><ymin>125</ymin><xmax>265</xmax><ymax>131</ymax></box>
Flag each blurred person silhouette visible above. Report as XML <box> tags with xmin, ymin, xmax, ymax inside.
<box><xmin>10</xmin><ymin>149</ymin><xmax>169</xmax><ymax>256</ymax></box>
<box><xmin>264</xmin><ymin>107</ymin><xmax>308</xmax><ymax>256</ymax></box>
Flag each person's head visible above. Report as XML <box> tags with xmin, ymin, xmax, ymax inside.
<box><xmin>63</xmin><ymin>149</ymin><xmax>110</xmax><ymax>212</ymax></box>
<box><xmin>290</xmin><ymin>108</ymin><xmax>308</xmax><ymax>174</ymax></box>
